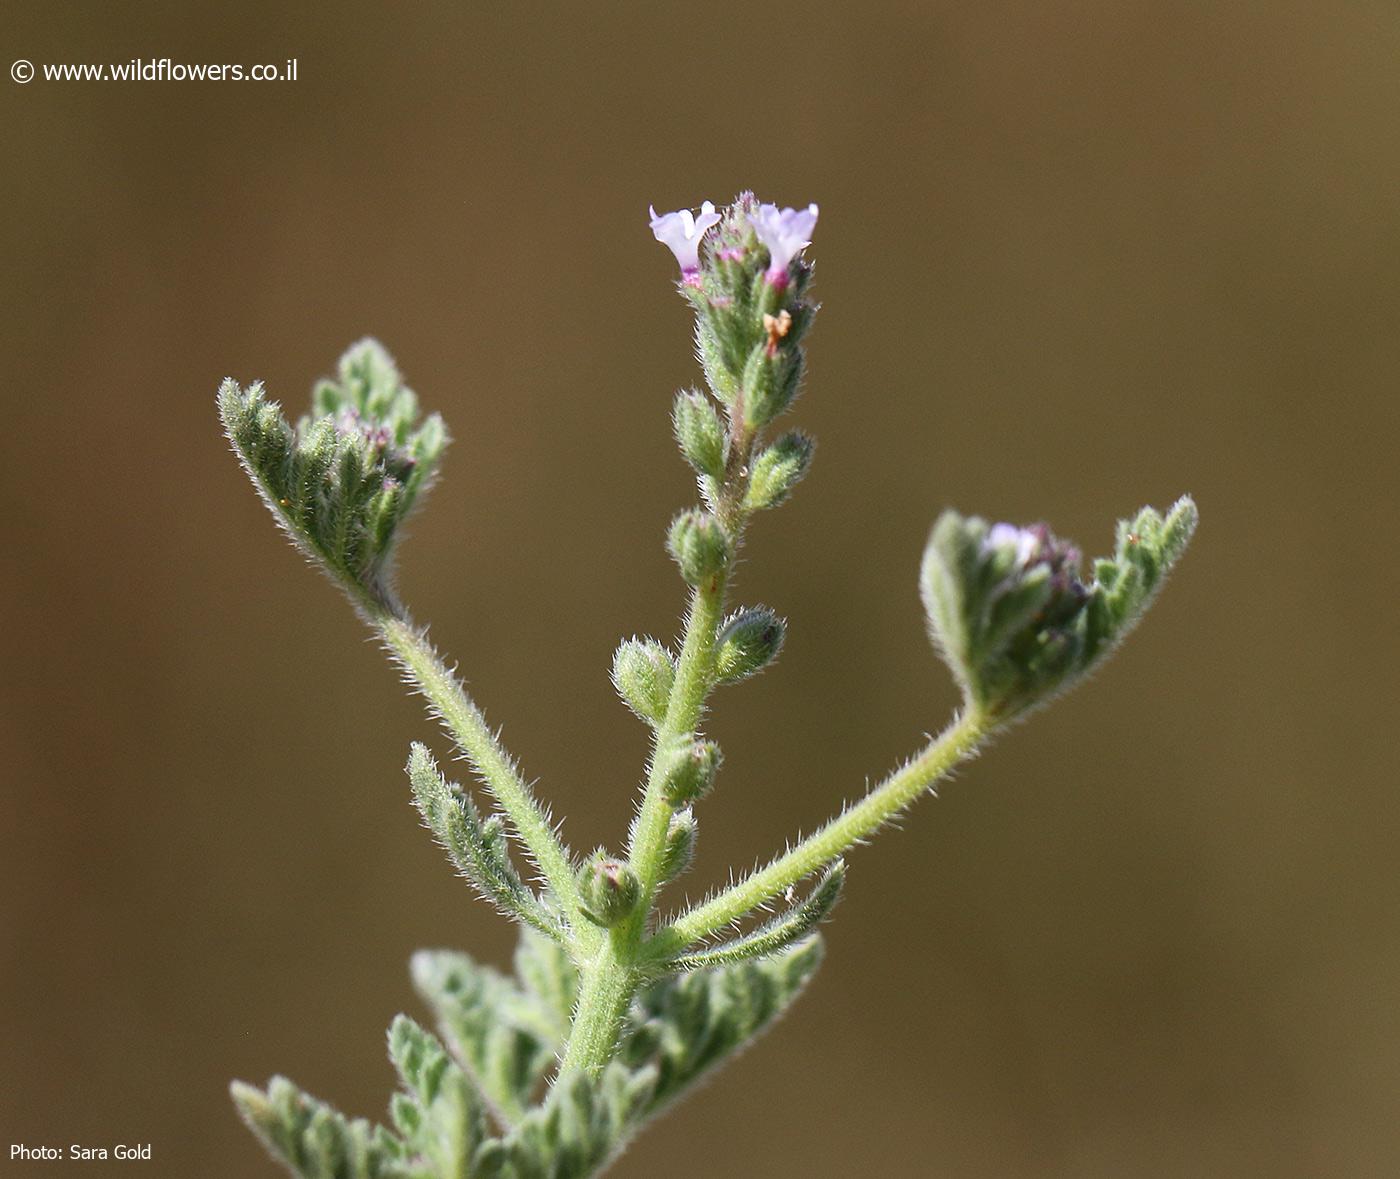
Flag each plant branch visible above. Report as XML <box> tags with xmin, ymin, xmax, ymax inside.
<box><xmin>377</xmin><ymin>613</ymin><xmax>582</xmax><ymax>921</ymax></box>
<box><xmin>645</xmin><ymin>707</ymin><xmax>987</xmax><ymax>957</ymax></box>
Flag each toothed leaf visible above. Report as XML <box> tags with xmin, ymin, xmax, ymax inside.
<box><xmin>662</xmin><ymin>862</ymin><xmax>844</xmax><ymax>971</ymax></box>
<box><xmin>407</xmin><ymin>744</ymin><xmax>562</xmax><ymax>938</ymax></box>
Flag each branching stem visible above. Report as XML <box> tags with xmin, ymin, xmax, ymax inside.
<box><xmin>560</xmin><ymin>424</ymin><xmax>755</xmax><ymax>1074</ymax></box>
<box><xmin>643</xmin><ymin>707</ymin><xmax>986</xmax><ymax>959</ymax></box>
<box><xmin>377</xmin><ymin>613</ymin><xmax>583</xmax><ymax>920</ymax></box>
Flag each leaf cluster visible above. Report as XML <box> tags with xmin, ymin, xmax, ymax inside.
<box><xmin>234</xmin><ymin>932</ymin><xmax>823</xmax><ymax>1179</ymax></box>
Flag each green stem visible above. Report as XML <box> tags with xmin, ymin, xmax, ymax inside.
<box><xmin>558</xmin><ymin>408</ymin><xmax>756</xmax><ymax>1075</ymax></box>
<box><xmin>645</xmin><ymin>708</ymin><xmax>987</xmax><ymax>957</ymax></box>
<box><xmin>376</xmin><ymin>613</ymin><xmax>582</xmax><ymax>919</ymax></box>
<box><xmin>558</xmin><ymin>575</ymin><xmax>729</xmax><ymax>1075</ymax></box>
<box><xmin>627</xmin><ymin>575</ymin><xmax>728</xmax><ymax>909</ymax></box>
<box><xmin>558</xmin><ymin>938</ymin><xmax>637</xmax><ymax>1074</ymax></box>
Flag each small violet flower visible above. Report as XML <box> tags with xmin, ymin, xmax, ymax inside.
<box><xmin>750</xmin><ymin>202</ymin><xmax>819</xmax><ymax>285</ymax></box>
<box><xmin>983</xmin><ymin>522</ymin><xmax>1086</xmax><ymax>611</ymax></box>
<box><xmin>986</xmin><ymin>522</ymin><xmax>1043</xmax><ymax>567</ymax></box>
<box><xmin>649</xmin><ymin>201</ymin><xmax>722</xmax><ymax>282</ymax></box>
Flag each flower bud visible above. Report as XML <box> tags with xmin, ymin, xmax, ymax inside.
<box><xmin>744</xmin><ymin>431</ymin><xmax>814</xmax><ymax>511</ymax></box>
<box><xmin>611</xmin><ymin>638</ymin><xmax>675</xmax><ymax>726</ymax></box>
<box><xmin>672</xmin><ymin>390</ymin><xmax>726</xmax><ymax>480</ymax></box>
<box><xmin>577</xmin><ymin>851</ymin><xmax>642</xmax><ymax>928</ymax></box>
<box><xmin>714</xmin><ymin>607</ymin><xmax>786</xmax><ymax>684</ymax></box>
<box><xmin>740</xmin><ymin>343</ymin><xmax>804</xmax><ymax>429</ymax></box>
<box><xmin>659</xmin><ymin>808</ymin><xmax>698</xmax><ymax>883</ymax></box>
<box><xmin>667</xmin><ymin>510</ymin><xmax>730</xmax><ymax>585</ymax></box>
<box><xmin>660</xmin><ymin>739</ymin><xmax>722</xmax><ymax>806</ymax></box>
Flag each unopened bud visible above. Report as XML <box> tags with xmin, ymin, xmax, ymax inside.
<box><xmin>744</xmin><ymin>432</ymin><xmax>814</xmax><ymax>511</ymax></box>
<box><xmin>659</xmin><ymin>809</ymin><xmax>698</xmax><ymax>882</ymax></box>
<box><xmin>714</xmin><ymin>607</ymin><xmax>786</xmax><ymax>684</ymax></box>
<box><xmin>578</xmin><ymin>852</ymin><xmax>641</xmax><ymax>928</ymax></box>
<box><xmin>672</xmin><ymin>390</ymin><xmax>726</xmax><ymax>480</ymax></box>
<box><xmin>667</xmin><ymin>510</ymin><xmax>730</xmax><ymax>585</ymax></box>
<box><xmin>741</xmin><ymin>343</ymin><xmax>804</xmax><ymax>429</ymax></box>
<box><xmin>611</xmin><ymin>638</ymin><xmax>675</xmax><ymax>725</ymax></box>
<box><xmin>920</xmin><ymin>499</ymin><xmax>1196</xmax><ymax>722</ymax></box>
<box><xmin>660</xmin><ymin>739</ymin><xmax>722</xmax><ymax>806</ymax></box>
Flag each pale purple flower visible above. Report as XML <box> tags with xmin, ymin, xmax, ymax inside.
<box><xmin>750</xmin><ymin>202</ymin><xmax>819</xmax><ymax>284</ymax></box>
<box><xmin>984</xmin><ymin>522</ymin><xmax>1084</xmax><ymax>600</ymax></box>
<box><xmin>649</xmin><ymin>201</ymin><xmax>721</xmax><ymax>280</ymax></box>
<box><xmin>986</xmin><ymin>522</ymin><xmax>1042</xmax><ymax>567</ymax></box>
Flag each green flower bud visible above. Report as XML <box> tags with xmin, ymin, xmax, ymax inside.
<box><xmin>660</xmin><ymin>739</ymin><xmax>722</xmax><ymax>806</ymax></box>
<box><xmin>672</xmin><ymin>390</ymin><xmax>726</xmax><ymax>480</ymax></box>
<box><xmin>742</xmin><ymin>343</ymin><xmax>804</xmax><ymax>429</ymax></box>
<box><xmin>659</xmin><ymin>808</ymin><xmax>698</xmax><ymax>883</ymax></box>
<box><xmin>744</xmin><ymin>431</ymin><xmax>814</xmax><ymax>511</ymax></box>
<box><xmin>577</xmin><ymin>851</ymin><xmax>641</xmax><ymax>928</ymax></box>
<box><xmin>611</xmin><ymin>637</ymin><xmax>675</xmax><ymax>726</ymax></box>
<box><xmin>714</xmin><ymin>607</ymin><xmax>786</xmax><ymax>684</ymax></box>
<box><xmin>667</xmin><ymin>510</ymin><xmax>730</xmax><ymax>585</ymax></box>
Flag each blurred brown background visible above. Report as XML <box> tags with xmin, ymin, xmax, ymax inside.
<box><xmin>2</xmin><ymin>2</ymin><xmax>1397</xmax><ymax>1176</ymax></box>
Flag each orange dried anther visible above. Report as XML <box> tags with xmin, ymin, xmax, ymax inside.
<box><xmin>762</xmin><ymin>310</ymin><xmax>792</xmax><ymax>352</ymax></box>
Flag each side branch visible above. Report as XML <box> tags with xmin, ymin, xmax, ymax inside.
<box><xmin>377</xmin><ymin>614</ymin><xmax>582</xmax><ymax>918</ymax></box>
<box><xmin>646</xmin><ymin>708</ymin><xmax>986</xmax><ymax>957</ymax></box>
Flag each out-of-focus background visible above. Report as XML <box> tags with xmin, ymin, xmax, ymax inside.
<box><xmin>2</xmin><ymin>2</ymin><xmax>1396</xmax><ymax>1176</ymax></box>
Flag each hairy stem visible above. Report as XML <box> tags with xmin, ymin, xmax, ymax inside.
<box><xmin>377</xmin><ymin>614</ymin><xmax>582</xmax><ymax>919</ymax></box>
<box><xmin>628</xmin><ymin>575</ymin><xmax>728</xmax><ymax>910</ymax></box>
<box><xmin>558</xmin><ymin>575</ymin><xmax>729</xmax><ymax>1075</ymax></box>
<box><xmin>646</xmin><ymin>708</ymin><xmax>986</xmax><ymax>957</ymax></box>
<box><xmin>560</xmin><ymin>418</ymin><xmax>758</xmax><ymax>1074</ymax></box>
<box><xmin>558</xmin><ymin>938</ymin><xmax>637</xmax><ymax>1074</ymax></box>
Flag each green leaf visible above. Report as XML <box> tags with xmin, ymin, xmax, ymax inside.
<box><xmin>231</xmin><ymin>1077</ymin><xmax>413</xmax><ymax>1179</ymax></box>
<box><xmin>406</xmin><ymin>744</ymin><xmax>562</xmax><ymax>939</ymax></box>
<box><xmin>410</xmin><ymin>947</ymin><xmax>566</xmax><ymax>1126</ymax></box>
<box><xmin>236</xmin><ymin>914</ymin><xmax>824</xmax><ymax>1176</ymax></box>
<box><xmin>660</xmin><ymin>862</ymin><xmax>844</xmax><ymax>971</ymax></box>
<box><xmin>387</xmin><ymin>1016</ymin><xmax>486</xmax><ymax>1179</ymax></box>
<box><xmin>478</xmin><ymin>1070</ymin><xmax>622</xmax><ymax>1179</ymax></box>
<box><xmin>621</xmin><ymin>938</ymin><xmax>825</xmax><ymax>1120</ymax></box>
